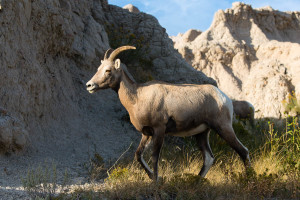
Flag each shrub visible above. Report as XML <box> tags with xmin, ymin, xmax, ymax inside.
<box><xmin>282</xmin><ymin>92</ymin><xmax>300</xmax><ymax>115</ymax></box>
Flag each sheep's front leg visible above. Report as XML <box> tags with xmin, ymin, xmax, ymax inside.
<box><xmin>135</xmin><ymin>134</ymin><xmax>153</xmax><ymax>178</ymax></box>
<box><xmin>151</xmin><ymin>128</ymin><xmax>165</xmax><ymax>182</ymax></box>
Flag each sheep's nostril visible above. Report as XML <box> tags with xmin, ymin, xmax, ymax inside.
<box><xmin>86</xmin><ymin>81</ymin><xmax>94</xmax><ymax>88</ymax></box>
<box><xmin>86</xmin><ymin>81</ymin><xmax>99</xmax><ymax>93</ymax></box>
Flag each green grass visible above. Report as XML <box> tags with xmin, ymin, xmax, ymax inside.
<box><xmin>21</xmin><ymin>161</ymin><xmax>70</xmax><ymax>199</ymax></box>
<box><xmin>22</xmin><ymin>117</ymin><xmax>299</xmax><ymax>199</ymax></box>
<box><xmin>282</xmin><ymin>92</ymin><xmax>300</xmax><ymax>116</ymax></box>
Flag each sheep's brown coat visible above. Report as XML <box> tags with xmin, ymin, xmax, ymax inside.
<box><xmin>86</xmin><ymin>46</ymin><xmax>251</xmax><ymax>181</ymax></box>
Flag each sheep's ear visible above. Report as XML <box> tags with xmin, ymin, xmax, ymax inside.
<box><xmin>114</xmin><ymin>59</ymin><xmax>121</xmax><ymax>70</ymax></box>
<box><xmin>101</xmin><ymin>60</ymin><xmax>103</xmax><ymax>64</ymax></box>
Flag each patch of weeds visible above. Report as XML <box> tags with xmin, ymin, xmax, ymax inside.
<box><xmin>66</xmin><ymin>188</ymin><xmax>101</xmax><ymax>200</ymax></box>
<box><xmin>21</xmin><ymin>162</ymin><xmax>69</xmax><ymax>199</ymax></box>
<box><xmin>229</xmin><ymin>166</ymin><xmax>298</xmax><ymax>199</ymax></box>
<box><xmin>265</xmin><ymin>117</ymin><xmax>300</xmax><ymax>170</ymax></box>
<box><xmin>105</xmin><ymin>167</ymin><xmax>129</xmax><ymax>184</ymax></box>
<box><xmin>31</xmin><ymin>117</ymin><xmax>299</xmax><ymax>199</ymax></box>
<box><xmin>233</xmin><ymin>120</ymin><xmax>250</xmax><ymax>135</ymax></box>
<box><xmin>160</xmin><ymin>173</ymin><xmax>213</xmax><ymax>200</ymax></box>
<box><xmin>85</xmin><ymin>152</ymin><xmax>107</xmax><ymax>181</ymax></box>
<box><xmin>169</xmin><ymin>173</ymin><xmax>209</xmax><ymax>188</ymax></box>
<box><xmin>282</xmin><ymin>91</ymin><xmax>300</xmax><ymax>115</ymax></box>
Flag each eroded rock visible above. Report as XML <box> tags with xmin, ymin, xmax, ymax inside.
<box><xmin>0</xmin><ymin>108</ymin><xmax>29</xmax><ymax>153</ymax></box>
<box><xmin>123</xmin><ymin>4</ymin><xmax>140</xmax><ymax>13</ymax></box>
<box><xmin>0</xmin><ymin>0</ymin><xmax>215</xmax><ymax>155</ymax></box>
<box><xmin>172</xmin><ymin>2</ymin><xmax>300</xmax><ymax>118</ymax></box>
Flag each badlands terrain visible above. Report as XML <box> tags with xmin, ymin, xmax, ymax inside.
<box><xmin>0</xmin><ymin>0</ymin><xmax>213</xmax><ymax>198</ymax></box>
<box><xmin>0</xmin><ymin>0</ymin><xmax>299</xmax><ymax>199</ymax></box>
<box><xmin>172</xmin><ymin>2</ymin><xmax>300</xmax><ymax>119</ymax></box>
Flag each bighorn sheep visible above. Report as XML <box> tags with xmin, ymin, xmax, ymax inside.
<box><xmin>86</xmin><ymin>46</ymin><xmax>251</xmax><ymax>181</ymax></box>
<box><xmin>233</xmin><ymin>100</ymin><xmax>255</xmax><ymax>126</ymax></box>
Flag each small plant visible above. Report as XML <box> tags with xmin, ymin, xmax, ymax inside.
<box><xmin>21</xmin><ymin>162</ymin><xmax>69</xmax><ymax>199</ymax></box>
<box><xmin>282</xmin><ymin>92</ymin><xmax>300</xmax><ymax>115</ymax></box>
<box><xmin>106</xmin><ymin>167</ymin><xmax>129</xmax><ymax>183</ymax></box>
<box><xmin>264</xmin><ymin>117</ymin><xmax>300</xmax><ymax>170</ymax></box>
<box><xmin>21</xmin><ymin>162</ymin><xmax>57</xmax><ymax>198</ymax></box>
<box><xmin>84</xmin><ymin>151</ymin><xmax>107</xmax><ymax>182</ymax></box>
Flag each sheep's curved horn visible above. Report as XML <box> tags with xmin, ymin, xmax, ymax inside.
<box><xmin>104</xmin><ymin>48</ymin><xmax>113</xmax><ymax>59</ymax></box>
<box><xmin>108</xmin><ymin>46</ymin><xmax>136</xmax><ymax>61</ymax></box>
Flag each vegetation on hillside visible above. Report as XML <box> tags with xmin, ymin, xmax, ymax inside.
<box><xmin>21</xmin><ymin>95</ymin><xmax>300</xmax><ymax>199</ymax></box>
<box><xmin>21</xmin><ymin>116</ymin><xmax>299</xmax><ymax>199</ymax></box>
<box><xmin>283</xmin><ymin>92</ymin><xmax>300</xmax><ymax>116</ymax></box>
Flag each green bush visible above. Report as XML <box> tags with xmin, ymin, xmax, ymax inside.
<box><xmin>105</xmin><ymin>167</ymin><xmax>129</xmax><ymax>183</ymax></box>
<box><xmin>282</xmin><ymin>92</ymin><xmax>300</xmax><ymax>115</ymax></box>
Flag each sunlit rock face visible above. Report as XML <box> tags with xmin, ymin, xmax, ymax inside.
<box><xmin>172</xmin><ymin>2</ymin><xmax>300</xmax><ymax>118</ymax></box>
<box><xmin>123</xmin><ymin>4</ymin><xmax>140</xmax><ymax>13</ymax></box>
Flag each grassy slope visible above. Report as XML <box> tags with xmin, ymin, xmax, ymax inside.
<box><xmin>60</xmin><ymin>117</ymin><xmax>299</xmax><ymax>200</ymax></box>
<box><xmin>22</xmin><ymin>117</ymin><xmax>299</xmax><ymax>199</ymax></box>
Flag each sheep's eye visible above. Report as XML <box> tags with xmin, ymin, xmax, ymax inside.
<box><xmin>105</xmin><ymin>70</ymin><xmax>111</xmax><ymax>73</ymax></box>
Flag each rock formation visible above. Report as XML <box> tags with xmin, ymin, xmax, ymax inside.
<box><xmin>0</xmin><ymin>108</ymin><xmax>28</xmax><ymax>153</ymax></box>
<box><xmin>172</xmin><ymin>29</ymin><xmax>202</xmax><ymax>43</ymax></box>
<box><xmin>0</xmin><ymin>0</ymin><xmax>214</xmax><ymax>157</ymax></box>
<box><xmin>0</xmin><ymin>1</ymin><xmax>216</xmax><ymax>197</ymax></box>
<box><xmin>123</xmin><ymin>4</ymin><xmax>140</xmax><ymax>13</ymax></box>
<box><xmin>171</xmin><ymin>2</ymin><xmax>300</xmax><ymax>118</ymax></box>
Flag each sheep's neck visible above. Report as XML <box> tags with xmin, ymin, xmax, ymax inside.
<box><xmin>118</xmin><ymin>70</ymin><xmax>137</xmax><ymax>112</ymax></box>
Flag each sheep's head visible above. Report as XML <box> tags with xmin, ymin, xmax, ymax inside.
<box><xmin>86</xmin><ymin>46</ymin><xmax>136</xmax><ymax>93</ymax></box>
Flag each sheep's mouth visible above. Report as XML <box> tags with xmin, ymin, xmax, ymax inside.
<box><xmin>87</xmin><ymin>88</ymin><xmax>99</xmax><ymax>94</ymax></box>
<box><xmin>87</xmin><ymin>87</ymin><xmax>100</xmax><ymax>94</ymax></box>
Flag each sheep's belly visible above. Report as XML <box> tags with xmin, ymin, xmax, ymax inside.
<box><xmin>168</xmin><ymin>124</ymin><xmax>208</xmax><ymax>137</ymax></box>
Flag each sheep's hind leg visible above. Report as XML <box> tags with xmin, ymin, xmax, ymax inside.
<box><xmin>217</xmin><ymin>124</ymin><xmax>251</xmax><ymax>168</ymax></box>
<box><xmin>195</xmin><ymin>128</ymin><xmax>214</xmax><ymax>177</ymax></box>
<box><xmin>151</xmin><ymin>127</ymin><xmax>165</xmax><ymax>182</ymax></box>
<box><xmin>135</xmin><ymin>134</ymin><xmax>153</xmax><ymax>179</ymax></box>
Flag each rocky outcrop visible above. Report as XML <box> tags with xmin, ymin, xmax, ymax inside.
<box><xmin>171</xmin><ymin>29</ymin><xmax>202</xmax><ymax>43</ymax></box>
<box><xmin>104</xmin><ymin>4</ymin><xmax>215</xmax><ymax>85</ymax></box>
<box><xmin>171</xmin><ymin>2</ymin><xmax>300</xmax><ymax>118</ymax></box>
<box><xmin>0</xmin><ymin>108</ymin><xmax>28</xmax><ymax>153</ymax></box>
<box><xmin>0</xmin><ymin>0</ymin><xmax>214</xmax><ymax>156</ymax></box>
<box><xmin>123</xmin><ymin>4</ymin><xmax>140</xmax><ymax>13</ymax></box>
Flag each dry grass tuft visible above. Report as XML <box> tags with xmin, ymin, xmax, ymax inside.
<box><xmin>95</xmin><ymin>152</ymin><xmax>298</xmax><ymax>200</ymax></box>
<box><xmin>22</xmin><ymin>117</ymin><xmax>300</xmax><ymax>199</ymax></box>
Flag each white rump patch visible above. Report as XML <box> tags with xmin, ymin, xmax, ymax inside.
<box><xmin>169</xmin><ymin>123</ymin><xmax>208</xmax><ymax>137</ymax></box>
<box><xmin>217</xmin><ymin>88</ymin><xmax>234</xmax><ymax>120</ymax></box>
